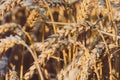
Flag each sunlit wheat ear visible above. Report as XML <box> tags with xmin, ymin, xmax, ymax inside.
<box><xmin>24</xmin><ymin>41</ymin><xmax>56</xmax><ymax>80</ymax></box>
<box><xmin>0</xmin><ymin>35</ymin><xmax>35</xmax><ymax>59</ymax></box>
<box><xmin>0</xmin><ymin>35</ymin><xmax>43</xmax><ymax>79</ymax></box>
<box><xmin>0</xmin><ymin>35</ymin><xmax>25</xmax><ymax>57</ymax></box>
<box><xmin>24</xmin><ymin>24</ymin><xmax>89</xmax><ymax>80</ymax></box>
<box><xmin>24</xmin><ymin>64</ymin><xmax>35</xmax><ymax>80</ymax></box>
<box><xmin>0</xmin><ymin>0</ymin><xmax>18</xmax><ymax>15</ymax></box>
<box><xmin>26</xmin><ymin>9</ymin><xmax>40</xmax><ymax>28</ymax></box>
<box><xmin>0</xmin><ymin>23</ymin><xmax>23</xmax><ymax>36</ymax></box>
<box><xmin>57</xmin><ymin>42</ymin><xmax>96</xmax><ymax>80</ymax></box>
<box><xmin>24</xmin><ymin>31</ymin><xmax>71</xmax><ymax>80</ymax></box>
<box><xmin>9</xmin><ymin>66</ymin><xmax>19</xmax><ymax>80</ymax></box>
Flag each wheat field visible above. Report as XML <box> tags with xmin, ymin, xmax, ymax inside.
<box><xmin>0</xmin><ymin>0</ymin><xmax>120</xmax><ymax>80</ymax></box>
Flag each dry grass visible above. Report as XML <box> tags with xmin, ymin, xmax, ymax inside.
<box><xmin>0</xmin><ymin>0</ymin><xmax>120</xmax><ymax>80</ymax></box>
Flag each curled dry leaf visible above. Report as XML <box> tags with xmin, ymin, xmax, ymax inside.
<box><xmin>57</xmin><ymin>29</ymin><xmax>65</xmax><ymax>34</ymax></box>
<box><xmin>64</xmin><ymin>25</ymin><xmax>73</xmax><ymax>30</ymax></box>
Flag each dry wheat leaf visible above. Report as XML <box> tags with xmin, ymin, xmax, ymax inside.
<box><xmin>108</xmin><ymin>44</ymin><xmax>117</xmax><ymax>49</ymax></box>
<box><xmin>57</xmin><ymin>29</ymin><xmax>65</xmax><ymax>34</ymax></box>
<box><xmin>49</xmin><ymin>34</ymin><xmax>59</xmax><ymax>38</ymax></box>
<box><xmin>65</xmin><ymin>30</ymin><xmax>70</xmax><ymax>36</ymax></box>
<box><xmin>64</xmin><ymin>25</ymin><xmax>73</xmax><ymax>30</ymax></box>
<box><xmin>71</xmin><ymin>28</ymin><xmax>76</xmax><ymax>33</ymax></box>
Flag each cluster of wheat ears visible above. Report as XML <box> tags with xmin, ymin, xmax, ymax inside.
<box><xmin>0</xmin><ymin>0</ymin><xmax>120</xmax><ymax>80</ymax></box>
